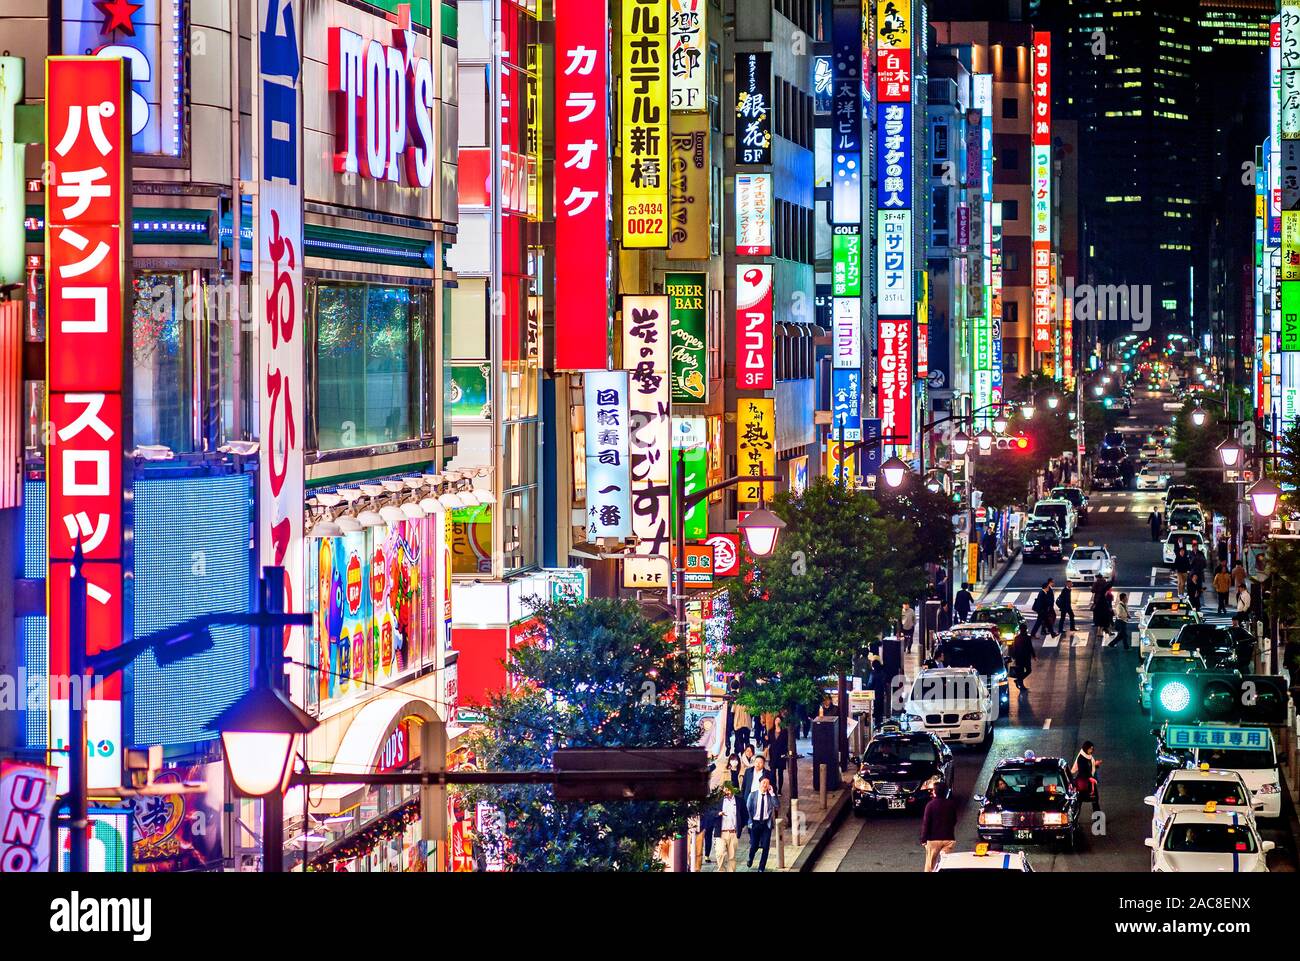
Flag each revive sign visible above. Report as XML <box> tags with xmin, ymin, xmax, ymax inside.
<box><xmin>328</xmin><ymin>26</ymin><xmax>435</xmax><ymax>188</ymax></box>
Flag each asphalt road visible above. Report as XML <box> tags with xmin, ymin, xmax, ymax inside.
<box><xmin>825</xmin><ymin>392</ymin><xmax>1298</xmax><ymax>873</ymax></box>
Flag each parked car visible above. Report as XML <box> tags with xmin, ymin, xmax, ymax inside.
<box><xmin>1022</xmin><ymin>520</ymin><xmax>1064</xmax><ymax>562</ymax></box>
<box><xmin>1032</xmin><ymin>498</ymin><xmax>1076</xmax><ymax>540</ymax></box>
<box><xmin>1050</xmin><ymin>486</ymin><xmax>1089</xmax><ymax>525</ymax></box>
<box><xmin>851</xmin><ymin>724</ymin><xmax>953</xmax><ymax>816</ymax></box>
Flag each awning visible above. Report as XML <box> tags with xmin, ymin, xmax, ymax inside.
<box><xmin>304</xmin><ymin>694</ymin><xmax>443</xmax><ymax>816</ymax></box>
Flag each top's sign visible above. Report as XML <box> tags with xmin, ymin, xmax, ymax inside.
<box><xmin>328</xmin><ymin>26</ymin><xmax>436</xmax><ymax>188</ymax></box>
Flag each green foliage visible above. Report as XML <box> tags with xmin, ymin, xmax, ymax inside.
<box><xmin>461</xmin><ymin>598</ymin><xmax>698</xmax><ymax>872</ymax></box>
<box><xmin>875</xmin><ymin>483</ymin><xmax>958</xmax><ymax>567</ymax></box>
<box><xmin>1276</xmin><ymin>420</ymin><xmax>1300</xmax><ymax>513</ymax></box>
<box><xmin>971</xmin><ymin>450</ymin><xmax>1034</xmax><ymax>511</ymax></box>
<box><xmin>722</xmin><ymin>478</ymin><xmax>929</xmax><ymax>721</ymax></box>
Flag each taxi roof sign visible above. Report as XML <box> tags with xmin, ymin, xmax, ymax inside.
<box><xmin>1204</xmin><ymin>801</ymin><xmax>1217</xmax><ymax>813</ymax></box>
<box><xmin>974</xmin><ymin>843</ymin><xmax>990</xmax><ymax>857</ymax></box>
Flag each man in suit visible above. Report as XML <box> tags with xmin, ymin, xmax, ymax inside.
<box><xmin>746</xmin><ymin>778</ymin><xmax>778</xmax><ymax>871</ymax></box>
<box><xmin>766</xmin><ymin>719</ymin><xmax>788</xmax><ymax>795</ymax></box>
<box><xmin>741</xmin><ymin>752</ymin><xmax>773</xmax><ymax>800</ymax></box>
<box><xmin>1031</xmin><ymin>580</ymin><xmax>1057</xmax><ymax>639</ymax></box>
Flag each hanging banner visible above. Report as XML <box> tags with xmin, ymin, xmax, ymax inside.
<box><xmin>736</xmin><ymin>398</ymin><xmax>775</xmax><ymax>503</ymax></box>
<box><xmin>555</xmin><ymin>0</ymin><xmax>611</xmax><ymax>367</ymax></box>
<box><xmin>878</xmin><ymin>316</ymin><xmax>913</xmax><ymax>446</ymax></box>
<box><xmin>735</xmin><ymin>51</ymin><xmax>772</xmax><ymax>165</ymax></box>
<box><xmin>621</xmin><ymin>0</ymin><xmax>670</xmax><ymax>248</ymax></box>
<box><xmin>877</xmin><ymin>102</ymin><xmax>912</xmax><ymax>209</ymax></box>
<box><xmin>735</xmin><ymin>264</ymin><xmax>774</xmax><ymax>389</ymax></box>
<box><xmin>667</xmin><ymin>272</ymin><xmax>708</xmax><ymax>403</ymax></box>
<box><xmin>671</xmin><ymin>446</ymin><xmax>708</xmax><ymax>540</ymax></box>
<box><xmin>669</xmin><ymin>0</ymin><xmax>706</xmax><ymax>112</ymax></box>
<box><xmin>584</xmin><ymin>371</ymin><xmax>633</xmax><ymax>539</ymax></box>
<box><xmin>624</xmin><ymin>295</ymin><xmax>671</xmax><ymax>585</ymax></box>
<box><xmin>831</xmin><ymin>367</ymin><xmax>862</xmax><ymax>442</ymax></box>
<box><xmin>254</xmin><ymin>0</ymin><xmax>305</xmax><ymax>706</ymax></box>
<box><xmin>830</xmin><ymin>7</ymin><xmax>861</xmax><ymax>225</ymax></box>
<box><xmin>877</xmin><ymin>210</ymin><xmax>913</xmax><ymax>315</ymax></box>
<box><xmin>667</xmin><ymin>115</ymin><xmax>709</xmax><ymax>259</ymax></box>
<box><xmin>45</xmin><ymin>56</ymin><xmax>130</xmax><ymax>790</ymax></box>
<box><xmin>0</xmin><ymin>760</ymin><xmax>58</xmax><ymax>872</ymax></box>
<box><xmin>735</xmin><ymin>172</ymin><xmax>773</xmax><ymax>256</ymax></box>
<box><xmin>832</xmin><ymin>229</ymin><xmax>862</xmax><ymax>296</ymax></box>
<box><xmin>833</xmin><ymin>297</ymin><xmax>861</xmax><ymax>369</ymax></box>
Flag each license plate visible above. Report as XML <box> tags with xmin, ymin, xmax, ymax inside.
<box><xmin>1015</xmin><ymin>829</ymin><xmax>1033</xmax><ymax>840</ymax></box>
<box><xmin>888</xmin><ymin>799</ymin><xmax>905</xmax><ymax>811</ymax></box>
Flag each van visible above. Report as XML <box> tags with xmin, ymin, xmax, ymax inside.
<box><xmin>1032</xmin><ymin>499</ymin><xmax>1075</xmax><ymax>540</ymax></box>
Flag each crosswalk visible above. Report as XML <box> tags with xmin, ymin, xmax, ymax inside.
<box><xmin>974</xmin><ymin>588</ymin><xmax>1237</xmax><ymax>651</ymax></box>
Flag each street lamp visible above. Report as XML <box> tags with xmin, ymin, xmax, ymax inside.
<box><xmin>1215</xmin><ymin>438</ymin><xmax>1243</xmax><ymax>469</ymax></box>
<box><xmin>952</xmin><ymin>430</ymin><xmax>972</xmax><ymax>458</ymax></box>
<box><xmin>1093</xmin><ymin>384</ymin><xmax>1104</xmax><ymax>397</ymax></box>
<box><xmin>738</xmin><ymin>507</ymin><xmax>786</xmax><ymax>557</ymax></box>
<box><xmin>1190</xmin><ymin>407</ymin><xmax>1208</xmax><ymax>427</ymax></box>
<box><xmin>1046</xmin><ymin>394</ymin><xmax>1060</xmax><ymax>410</ymax></box>
<box><xmin>880</xmin><ymin>455</ymin><xmax>909</xmax><ymax>489</ymax></box>
<box><xmin>1020</xmin><ymin>399</ymin><xmax>1036</xmax><ymax>420</ymax></box>
<box><xmin>215</xmin><ymin>685</ymin><xmax>319</xmax><ymax>798</ymax></box>
<box><xmin>976</xmin><ymin>428</ymin><xmax>995</xmax><ymax>453</ymax></box>
<box><xmin>992</xmin><ymin>409</ymin><xmax>1008</xmax><ymax>434</ymax></box>
<box><xmin>1248</xmin><ymin>476</ymin><xmax>1281</xmax><ymax>519</ymax></box>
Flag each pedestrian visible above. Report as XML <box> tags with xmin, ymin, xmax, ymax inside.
<box><xmin>937</xmin><ymin>600</ymin><xmax>952</xmax><ymax>631</ymax></box>
<box><xmin>868</xmin><ymin>656</ymin><xmax>891</xmax><ymax>726</ymax></box>
<box><xmin>1011</xmin><ymin>627</ymin><xmax>1036</xmax><ymax>692</ymax></box>
<box><xmin>726</xmin><ymin>752</ymin><xmax>742</xmax><ymax>788</ymax></box>
<box><xmin>732</xmin><ymin>701</ymin><xmax>752</xmax><ymax>755</ymax></box>
<box><xmin>1090</xmin><ymin>573</ymin><xmax>1110</xmax><ymax>610</ymax></box>
<box><xmin>1213</xmin><ymin>565</ymin><xmax>1231</xmax><ymax>615</ymax></box>
<box><xmin>1109</xmin><ymin>592</ymin><xmax>1132</xmax><ymax>649</ymax></box>
<box><xmin>920</xmin><ymin>782</ymin><xmax>960</xmax><ymax>871</ymax></box>
<box><xmin>1231</xmin><ymin>558</ymin><xmax>1248</xmax><ymax>607</ymax></box>
<box><xmin>741</xmin><ymin>750</ymin><xmax>770</xmax><ymax>799</ymax></box>
<box><xmin>1187</xmin><ymin>571</ymin><xmax>1204</xmax><ymax>611</ymax></box>
<box><xmin>1173</xmin><ymin>547</ymin><xmax>1190</xmax><ymax>595</ymax></box>
<box><xmin>1056</xmin><ymin>580</ymin><xmax>1077</xmax><ymax>633</ymax></box>
<box><xmin>767</xmin><ymin>718</ymin><xmax>788</xmax><ymax>795</ymax></box>
<box><xmin>1070</xmin><ymin>740</ymin><xmax>1103</xmax><ymax>810</ymax></box>
<box><xmin>954</xmin><ymin>583</ymin><xmax>975</xmax><ymax>623</ymax></box>
<box><xmin>746</xmin><ymin>779</ymin><xmax>778</xmax><ymax>872</ymax></box>
<box><xmin>1189</xmin><ymin>547</ymin><xmax>1206</xmax><ymax>587</ymax></box>
<box><xmin>1149</xmin><ymin>509</ymin><xmax>1162</xmax><ymax>541</ymax></box>
<box><xmin>1234</xmin><ymin>581</ymin><xmax>1251</xmax><ymax>627</ymax></box>
<box><xmin>1216</xmin><ymin>535</ymin><xmax>1230</xmax><ymax>568</ymax></box>
<box><xmin>1031</xmin><ymin>580</ymin><xmax>1057</xmax><ymax>639</ymax></box>
<box><xmin>715</xmin><ymin>784</ymin><xmax>739</xmax><ymax>872</ymax></box>
<box><xmin>1093</xmin><ymin>587</ymin><xmax>1115</xmax><ymax>642</ymax></box>
<box><xmin>900</xmin><ymin>601</ymin><xmax>916</xmax><ymax>653</ymax></box>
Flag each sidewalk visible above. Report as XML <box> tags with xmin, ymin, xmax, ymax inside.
<box><xmin>696</xmin><ymin>736</ymin><xmax>849</xmax><ymax>872</ymax></box>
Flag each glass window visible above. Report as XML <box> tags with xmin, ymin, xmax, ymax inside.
<box><xmin>450</xmin><ymin>279</ymin><xmax>489</xmax><ymax>359</ymax></box>
<box><xmin>501</xmin><ymin>486</ymin><xmax>537</xmax><ymax>572</ymax></box>
<box><xmin>315</xmin><ymin>282</ymin><xmax>418</xmax><ymax>450</ymax></box>
<box><xmin>133</xmin><ymin>271</ymin><xmax>194</xmax><ymax>452</ymax></box>
<box><xmin>1001</xmin><ymin>97</ymin><xmax>1018</xmax><ymax>119</ymax></box>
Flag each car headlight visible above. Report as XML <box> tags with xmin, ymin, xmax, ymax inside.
<box><xmin>1042</xmin><ymin>812</ymin><xmax>1068</xmax><ymax>827</ymax></box>
<box><xmin>962</xmin><ymin>712</ymin><xmax>984</xmax><ymax>721</ymax></box>
<box><xmin>1257</xmin><ymin>783</ymin><xmax>1280</xmax><ymax>795</ymax></box>
<box><xmin>853</xmin><ymin>776</ymin><xmax>873</xmax><ymax>792</ymax></box>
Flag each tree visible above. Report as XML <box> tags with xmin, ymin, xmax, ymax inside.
<box><xmin>722</xmin><ymin>479</ymin><xmax>929</xmax><ymax>795</ymax></box>
<box><xmin>969</xmin><ymin>450</ymin><xmax>1034</xmax><ymax>511</ymax></box>
<box><xmin>461</xmin><ymin>598</ymin><xmax>698</xmax><ymax>871</ymax></box>
<box><xmin>1275</xmin><ymin>419</ymin><xmax>1300</xmax><ymax>513</ymax></box>
<box><xmin>1171</xmin><ymin>407</ymin><xmax>1237</xmax><ymax>520</ymax></box>
<box><xmin>875</xmin><ymin>483</ymin><xmax>958</xmax><ymax>569</ymax></box>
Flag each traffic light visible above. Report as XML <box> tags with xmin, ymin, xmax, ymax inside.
<box><xmin>1151</xmin><ymin>671</ymin><xmax>1289</xmax><ymax>725</ymax></box>
<box><xmin>993</xmin><ymin>434</ymin><xmax>1031</xmax><ymax>452</ymax></box>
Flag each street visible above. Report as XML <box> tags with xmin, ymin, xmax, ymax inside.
<box><xmin>818</xmin><ymin>393</ymin><xmax>1298</xmax><ymax>873</ymax></box>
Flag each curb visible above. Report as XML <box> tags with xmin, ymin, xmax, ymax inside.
<box><xmin>977</xmin><ymin>554</ymin><xmax>1017</xmax><ymax>600</ymax></box>
<box><xmin>793</xmin><ymin>786</ymin><xmax>853</xmax><ymax>872</ymax></box>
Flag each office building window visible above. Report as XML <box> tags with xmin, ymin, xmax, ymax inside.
<box><xmin>1001</xmin><ymin>97</ymin><xmax>1018</xmax><ymax>119</ymax></box>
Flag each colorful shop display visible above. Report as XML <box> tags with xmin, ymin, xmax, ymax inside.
<box><xmin>131</xmin><ymin>762</ymin><xmax>225</xmax><ymax>872</ymax></box>
<box><xmin>308</xmin><ymin>516</ymin><xmax>451</xmax><ymax>715</ymax></box>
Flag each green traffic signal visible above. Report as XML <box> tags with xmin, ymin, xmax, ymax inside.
<box><xmin>1151</xmin><ymin>671</ymin><xmax>1288</xmax><ymax>725</ymax></box>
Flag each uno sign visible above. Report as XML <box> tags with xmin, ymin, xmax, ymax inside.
<box><xmin>328</xmin><ymin>27</ymin><xmax>435</xmax><ymax>188</ymax></box>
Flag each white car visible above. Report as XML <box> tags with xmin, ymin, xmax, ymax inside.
<box><xmin>1185</xmin><ymin>726</ymin><xmax>1283</xmax><ymax>819</ymax></box>
<box><xmin>1065</xmin><ymin>545</ymin><xmax>1115</xmax><ymax>587</ymax></box>
<box><xmin>1145</xmin><ymin>767</ymin><xmax>1260</xmax><ymax>841</ymax></box>
<box><xmin>1137</xmin><ymin>465</ymin><xmax>1169</xmax><ymax>490</ymax></box>
<box><xmin>1031</xmin><ymin>498</ymin><xmax>1077</xmax><ymax>540</ymax></box>
<box><xmin>1139</xmin><ymin>595</ymin><xmax>1186</xmax><ymax>633</ymax></box>
<box><xmin>1146</xmin><ymin>807</ymin><xmax>1272</xmax><ymax>872</ymax></box>
<box><xmin>1163</xmin><ymin>529</ymin><xmax>1207</xmax><ymax>565</ymax></box>
<box><xmin>1137</xmin><ymin>648</ymin><xmax>1205</xmax><ymax>711</ymax></box>
<box><xmin>1139</xmin><ymin>609</ymin><xmax>1202</xmax><ymax>657</ymax></box>
<box><xmin>901</xmin><ymin>667</ymin><xmax>996</xmax><ymax>747</ymax></box>
<box><xmin>935</xmin><ymin>847</ymin><xmax>1034</xmax><ymax>872</ymax></box>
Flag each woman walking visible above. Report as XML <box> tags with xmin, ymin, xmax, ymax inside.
<box><xmin>1071</xmin><ymin>741</ymin><xmax>1103</xmax><ymax>811</ymax></box>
